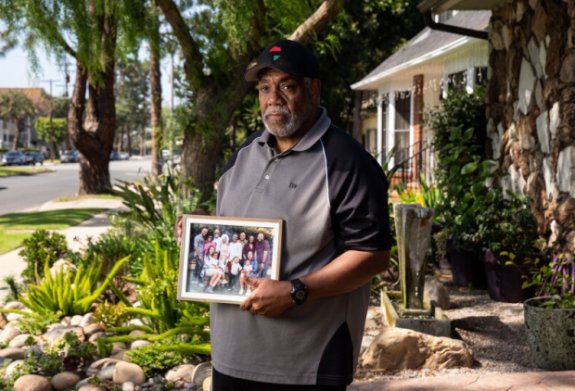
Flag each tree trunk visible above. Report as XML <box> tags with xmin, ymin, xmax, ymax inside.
<box><xmin>149</xmin><ymin>24</ymin><xmax>163</xmax><ymax>176</ymax></box>
<box><xmin>12</xmin><ymin>119</ymin><xmax>22</xmax><ymax>150</ymax></box>
<box><xmin>68</xmin><ymin>60</ymin><xmax>116</xmax><ymax>194</ymax></box>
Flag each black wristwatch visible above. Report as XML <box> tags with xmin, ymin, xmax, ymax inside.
<box><xmin>290</xmin><ymin>278</ymin><xmax>308</xmax><ymax>305</ymax></box>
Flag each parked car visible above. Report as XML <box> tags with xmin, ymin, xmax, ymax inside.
<box><xmin>24</xmin><ymin>151</ymin><xmax>45</xmax><ymax>165</ymax></box>
<box><xmin>60</xmin><ymin>150</ymin><xmax>80</xmax><ymax>163</ymax></box>
<box><xmin>110</xmin><ymin>150</ymin><xmax>130</xmax><ymax>161</ymax></box>
<box><xmin>1</xmin><ymin>151</ymin><xmax>27</xmax><ymax>166</ymax></box>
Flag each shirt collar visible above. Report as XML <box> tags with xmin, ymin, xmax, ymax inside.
<box><xmin>258</xmin><ymin>107</ymin><xmax>331</xmax><ymax>153</ymax></box>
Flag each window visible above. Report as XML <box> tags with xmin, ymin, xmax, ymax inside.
<box><xmin>394</xmin><ymin>91</ymin><xmax>411</xmax><ymax>165</ymax></box>
<box><xmin>475</xmin><ymin>67</ymin><xmax>488</xmax><ymax>86</ymax></box>
<box><xmin>363</xmin><ymin>128</ymin><xmax>377</xmax><ymax>156</ymax></box>
<box><xmin>447</xmin><ymin>70</ymin><xmax>467</xmax><ymax>92</ymax></box>
<box><xmin>436</xmin><ymin>10</ymin><xmax>456</xmax><ymax>23</ymax></box>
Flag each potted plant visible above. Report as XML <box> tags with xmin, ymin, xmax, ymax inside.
<box><xmin>522</xmin><ymin>253</ymin><xmax>575</xmax><ymax>370</ymax></box>
<box><xmin>475</xmin><ymin>189</ymin><xmax>539</xmax><ymax>302</ymax></box>
<box><xmin>426</xmin><ymin>87</ymin><xmax>491</xmax><ymax>288</ymax></box>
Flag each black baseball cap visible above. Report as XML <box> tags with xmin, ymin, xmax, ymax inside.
<box><xmin>244</xmin><ymin>39</ymin><xmax>320</xmax><ymax>82</ymax></box>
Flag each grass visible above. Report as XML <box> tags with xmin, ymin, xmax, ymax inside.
<box><xmin>0</xmin><ymin>208</ymin><xmax>107</xmax><ymax>254</ymax></box>
<box><xmin>54</xmin><ymin>194</ymin><xmax>121</xmax><ymax>202</ymax></box>
<box><xmin>0</xmin><ymin>166</ymin><xmax>54</xmax><ymax>177</ymax></box>
<box><xmin>0</xmin><ymin>231</ymin><xmax>30</xmax><ymax>254</ymax></box>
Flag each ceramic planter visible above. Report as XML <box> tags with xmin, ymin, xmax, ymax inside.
<box><xmin>524</xmin><ymin>297</ymin><xmax>575</xmax><ymax>370</ymax></box>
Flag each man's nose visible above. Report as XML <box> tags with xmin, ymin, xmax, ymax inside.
<box><xmin>266</xmin><ymin>86</ymin><xmax>285</xmax><ymax>105</ymax></box>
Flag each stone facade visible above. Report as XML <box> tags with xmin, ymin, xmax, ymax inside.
<box><xmin>487</xmin><ymin>0</ymin><xmax>575</xmax><ymax>251</ymax></box>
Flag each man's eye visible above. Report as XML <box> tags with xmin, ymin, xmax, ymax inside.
<box><xmin>280</xmin><ymin>83</ymin><xmax>296</xmax><ymax>92</ymax></box>
<box><xmin>259</xmin><ymin>85</ymin><xmax>270</xmax><ymax>93</ymax></box>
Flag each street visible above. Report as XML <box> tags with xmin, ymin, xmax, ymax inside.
<box><xmin>0</xmin><ymin>157</ymin><xmax>152</xmax><ymax>215</ymax></box>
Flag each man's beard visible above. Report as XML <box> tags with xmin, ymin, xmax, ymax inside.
<box><xmin>262</xmin><ymin>106</ymin><xmax>303</xmax><ymax>138</ymax></box>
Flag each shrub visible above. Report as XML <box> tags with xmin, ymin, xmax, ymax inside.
<box><xmin>18</xmin><ymin>229</ymin><xmax>70</xmax><ymax>283</ymax></box>
<box><xmin>126</xmin><ymin>343</ymin><xmax>188</xmax><ymax>377</ymax></box>
<box><xmin>20</xmin><ymin>256</ymin><xmax>129</xmax><ymax>317</ymax></box>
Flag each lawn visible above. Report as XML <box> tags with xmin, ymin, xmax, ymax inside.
<box><xmin>0</xmin><ymin>208</ymin><xmax>107</xmax><ymax>254</ymax></box>
<box><xmin>0</xmin><ymin>167</ymin><xmax>54</xmax><ymax>177</ymax></box>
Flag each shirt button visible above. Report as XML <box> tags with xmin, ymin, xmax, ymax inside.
<box><xmin>265</xmin><ymin>175</ymin><xmax>270</xmax><ymax>180</ymax></box>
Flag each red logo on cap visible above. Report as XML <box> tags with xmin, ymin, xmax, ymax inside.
<box><xmin>269</xmin><ymin>46</ymin><xmax>282</xmax><ymax>53</ymax></box>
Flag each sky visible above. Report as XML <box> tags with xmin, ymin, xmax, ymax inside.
<box><xmin>0</xmin><ymin>45</ymin><xmax>175</xmax><ymax>104</ymax></box>
<box><xmin>0</xmin><ymin>46</ymin><xmax>69</xmax><ymax>94</ymax></box>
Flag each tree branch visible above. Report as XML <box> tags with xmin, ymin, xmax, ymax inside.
<box><xmin>155</xmin><ymin>0</ymin><xmax>204</xmax><ymax>89</ymax></box>
<box><xmin>288</xmin><ymin>0</ymin><xmax>342</xmax><ymax>44</ymax></box>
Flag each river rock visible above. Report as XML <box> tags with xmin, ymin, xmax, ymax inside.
<box><xmin>4</xmin><ymin>360</ymin><xmax>24</xmax><ymax>379</ymax></box>
<box><xmin>130</xmin><ymin>340</ymin><xmax>151</xmax><ymax>349</ymax></box>
<box><xmin>83</xmin><ymin>323</ymin><xmax>105</xmax><ymax>338</ymax></box>
<box><xmin>70</xmin><ymin>314</ymin><xmax>84</xmax><ymax>326</ymax></box>
<box><xmin>87</xmin><ymin>357</ymin><xmax>121</xmax><ymax>376</ymax></box>
<box><xmin>51</xmin><ymin>371</ymin><xmax>81</xmax><ymax>391</ymax></box>
<box><xmin>0</xmin><ymin>324</ymin><xmax>21</xmax><ymax>344</ymax></box>
<box><xmin>9</xmin><ymin>333</ymin><xmax>32</xmax><ymax>348</ymax></box>
<box><xmin>112</xmin><ymin>361</ymin><xmax>146</xmax><ymax>385</ymax></box>
<box><xmin>203</xmin><ymin>376</ymin><xmax>212</xmax><ymax>391</ymax></box>
<box><xmin>80</xmin><ymin>312</ymin><xmax>96</xmax><ymax>327</ymax></box>
<box><xmin>192</xmin><ymin>362</ymin><xmax>212</xmax><ymax>387</ymax></box>
<box><xmin>165</xmin><ymin>364</ymin><xmax>195</xmax><ymax>383</ymax></box>
<box><xmin>14</xmin><ymin>374</ymin><xmax>52</xmax><ymax>391</ymax></box>
<box><xmin>0</xmin><ymin>347</ymin><xmax>26</xmax><ymax>361</ymax></box>
<box><xmin>42</xmin><ymin>326</ymin><xmax>85</xmax><ymax>348</ymax></box>
<box><xmin>360</xmin><ymin>327</ymin><xmax>473</xmax><ymax>371</ymax></box>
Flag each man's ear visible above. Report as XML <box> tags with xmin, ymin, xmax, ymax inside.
<box><xmin>311</xmin><ymin>79</ymin><xmax>321</xmax><ymax>106</ymax></box>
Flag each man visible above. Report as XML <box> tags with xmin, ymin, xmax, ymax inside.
<box><xmin>213</xmin><ymin>39</ymin><xmax>391</xmax><ymax>390</ymax></box>
<box><xmin>193</xmin><ymin>227</ymin><xmax>208</xmax><ymax>284</ymax></box>
<box><xmin>229</xmin><ymin>233</ymin><xmax>244</xmax><ymax>262</ymax></box>
<box><xmin>254</xmin><ymin>232</ymin><xmax>271</xmax><ymax>277</ymax></box>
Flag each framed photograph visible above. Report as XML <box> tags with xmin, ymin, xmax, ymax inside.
<box><xmin>177</xmin><ymin>215</ymin><xmax>283</xmax><ymax>304</ymax></box>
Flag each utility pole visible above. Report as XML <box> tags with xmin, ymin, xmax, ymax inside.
<box><xmin>41</xmin><ymin>79</ymin><xmax>56</xmax><ymax>161</ymax></box>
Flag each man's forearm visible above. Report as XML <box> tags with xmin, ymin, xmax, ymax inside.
<box><xmin>300</xmin><ymin>250</ymin><xmax>389</xmax><ymax>302</ymax></box>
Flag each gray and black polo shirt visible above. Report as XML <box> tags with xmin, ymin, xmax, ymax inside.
<box><xmin>212</xmin><ymin>108</ymin><xmax>391</xmax><ymax>386</ymax></box>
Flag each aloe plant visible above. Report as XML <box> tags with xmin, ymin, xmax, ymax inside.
<box><xmin>19</xmin><ymin>256</ymin><xmax>130</xmax><ymax>317</ymax></box>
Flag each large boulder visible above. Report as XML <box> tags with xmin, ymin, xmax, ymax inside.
<box><xmin>360</xmin><ymin>327</ymin><xmax>473</xmax><ymax>372</ymax></box>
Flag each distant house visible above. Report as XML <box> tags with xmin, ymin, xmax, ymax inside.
<box><xmin>351</xmin><ymin>10</ymin><xmax>490</xmax><ymax>185</ymax></box>
<box><xmin>0</xmin><ymin>87</ymin><xmax>51</xmax><ymax>150</ymax></box>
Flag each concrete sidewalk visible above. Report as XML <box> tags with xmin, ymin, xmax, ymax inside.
<box><xmin>1</xmin><ymin>198</ymin><xmax>574</xmax><ymax>390</ymax></box>
<box><xmin>0</xmin><ymin>197</ymin><xmax>124</xmax><ymax>301</ymax></box>
<box><xmin>350</xmin><ymin>370</ymin><xmax>575</xmax><ymax>390</ymax></box>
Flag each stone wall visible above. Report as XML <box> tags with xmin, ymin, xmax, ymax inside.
<box><xmin>487</xmin><ymin>0</ymin><xmax>575</xmax><ymax>251</ymax></box>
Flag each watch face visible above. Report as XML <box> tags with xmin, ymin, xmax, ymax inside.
<box><xmin>295</xmin><ymin>290</ymin><xmax>306</xmax><ymax>300</ymax></box>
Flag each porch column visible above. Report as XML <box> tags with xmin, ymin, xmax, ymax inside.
<box><xmin>413</xmin><ymin>74</ymin><xmax>424</xmax><ymax>179</ymax></box>
<box><xmin>376</xmin><ymin>94</ymin><xmax>384</xmax><ymax>165</ymax></box>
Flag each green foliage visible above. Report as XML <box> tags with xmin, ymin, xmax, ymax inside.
<box><xmin>16</xmin><ymin>311</ymin><xmax>59</xmax><ymax>335</ymax></box>
<box><xmin>114</xmin><ymin>171</ymin><xmax>203</xmax><ymax>255</ymax></box>
<box><xmin>475</xmin><ymin>189</ymin><xmax>538</xmax><ymax>255</ymax></box>
<box><xmin>395</xmin><ymin>174</ymin><xmax>440</xmax><ymax>208</ymax></box>
<box><xmin>83</xmin><ymin>230</ymin><xmax>140</xmax><ymax>276</ymax></box>
<box><xmin>18</xmin><ymin>229</ymin><xmax>70</xmax><ymax>283</ymax></box>
<box><xmin>125</xmin><ymin>343</ymin><xmax>189</xmax><ymax>377</ymax></box>
<box><xmin>35</xmin><ymin>117</ymin><xmax>67</xmax><ymax>145</ymax></box>
<box><xmin>522</xmin><ymin>253</ymin><xmax>575</xmax><ymax>308</ymax></box>
<box><xmin>0</xmin><ymin>331</ymin><xmax>97</xmax><ymax>388</ymax></box>
<box><xmin>20</xmin><ymin>256</ymin><xmax>129</xmax><ymax>317</ymax></box>
<box><xmin>122</xmin><ymin>244</ymin><xmax>210</xmax><ymax>335</ymax></box>
<box><xmin>426</xmin><ymin>88</ymin><xmax>492</xmax><ymax>251</ymax></box>
<box><xmin>93</xmin><ymin>301</ymin><xmax>128</xmax><ymax>328</ymax></box>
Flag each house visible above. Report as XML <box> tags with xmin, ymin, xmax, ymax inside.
<box><xmin>418</xmin><ymin>0</ymin><xmax>575</xmax><ymax>251</ymax></box>
<box><xmin>0</xmin><ymin>87</ymin><xmax>51</xmax><ymax>150</ymax></box>
<box><xmin>351</xmin><ymin>10</ymin><xmax>490</xmax><ymax>185</ymax></box>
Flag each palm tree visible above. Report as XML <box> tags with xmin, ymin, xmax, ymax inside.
<box><xmin>0</xmin><ymin>91</ymin><xmax>36</xmax><ymax>150</ymax></box>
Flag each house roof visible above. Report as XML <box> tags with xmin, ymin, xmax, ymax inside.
<box><xmin>0</xmin><ymin>87</ymin><xmax>51</xmax><ymax>114</ymax></box>
<box><xmin>419</xmin><ymin>0</ymin><xmax>503</xmax><ymax>12</ymax></box>
<box><xmin>351</xmin><ymin>11</ymin><xmax>491</xmax><ymax>91</ymax></box>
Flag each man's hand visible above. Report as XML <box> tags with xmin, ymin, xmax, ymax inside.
<box><xmin>175</xmin><ymin>215</ymin><xmax>184</xmax><ymax>247</ymax></box>
<box><xmin>240</xmin><ymin>278</ymin><xmax>293</xmax><ymax>317</ymax></box>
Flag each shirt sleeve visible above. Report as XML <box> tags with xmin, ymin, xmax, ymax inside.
<box><xmin>323</xmin><ymin>129</ymin><xmax>392</xmax><ymax>252</ymax></box>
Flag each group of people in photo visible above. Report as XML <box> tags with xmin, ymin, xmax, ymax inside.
<box><xmin>188</xmin><ymin>226</ymin><xmax>272</xmax><ymax>295</ymax></box>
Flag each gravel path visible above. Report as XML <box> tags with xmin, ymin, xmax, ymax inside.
<box><xmin>360</xmin><ymin>286</ymin><xmax>543</xmax><ymax>381</ymax></box>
